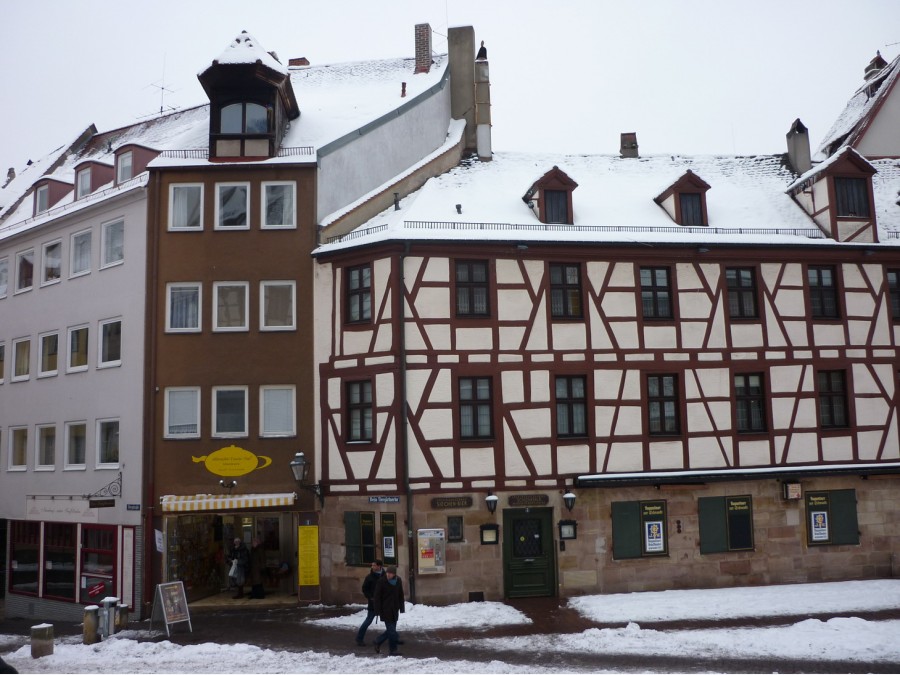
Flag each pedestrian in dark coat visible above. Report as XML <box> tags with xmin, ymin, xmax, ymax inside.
<box><xmin>373</xmin><ymin>565</ymin><xmax>405</xmax><ymax>655</ymax></box>
<box><xmin>355</xmin><ymin>559</ymin><xmax>384</xmax><ymax>645</ymax></box>
<box><xmin>228</xmin><ymin>538</ymin><xmax>250</xmax><ymax>598</ymax></box>
<box><xmin>248</xmin><ymin>537</ymin><xmax>266</xmax><ymax>599</ymax></box>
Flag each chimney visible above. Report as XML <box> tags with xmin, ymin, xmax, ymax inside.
<box><xmin>449</xmin><ymin>26</ymin><xmax>476</xmax><ymax>151</ymax></box>
<box><xmin>414</xmin><ymin>23</ymin><xmax>432</xmax><ymax>74</ymax></box>
<box><xmin>3</xmin><ymin>167</ymin><xmax>14</xmax><ymax>188</ymax></box>
<box><xmin>786</xmin><ymin>118</ymin><xmax>811</xmax><ymax>174</ymax></box>
<box><xmin>864</xmin><ymin>50</ymin><xmax>888</xmax><ymax>81</ymax></box>
<box><xmin>620</xmin><ymin>132</ymin><xmax>639</xmax><ymax>158</ymax></box>
<box><xmin>475</xmin><ymin>45</ymin><xmax>492</xmax><ymax>161</ymax></box>
<box><xmin>289</xmin><ymin>57</ymin><xmax>309</xmax><ymax>67</ymax></box>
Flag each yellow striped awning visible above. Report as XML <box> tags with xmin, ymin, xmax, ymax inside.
<box><xmin>159</xmin><ymin>493</ymin><xmax>296</xmax><ymax>513</ymax></box>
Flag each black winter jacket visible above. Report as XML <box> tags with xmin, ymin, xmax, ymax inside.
<box><xmin>361</xmin><ymin>570</ymin><xmax>383</xmax><ymax>609</ymax></box>
<box><xmin>373</xmin><ymin>575</ymin><xmax>405</xmax><ymax>622</ymax></box>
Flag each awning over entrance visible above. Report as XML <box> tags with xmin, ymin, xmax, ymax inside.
<box><xmin>160</xmin><ymin>493</ymin><xmax>296</xmax><ymax>513</ymax></box>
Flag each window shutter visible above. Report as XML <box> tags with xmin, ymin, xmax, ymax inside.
<box><xmin>611</xmin><ymin>501</ymin><xmax>642</xmax><ymax>559</ymax></box>
<box><xmin>344</xmin><ymin>511</ymin><xmax>362</xmax><ymax>565</ymax></box>
<box><xmin>698</xmin><ymin>496</ymin><xmax>727</xmax><ymax>554</ymax></box>
<box><xmin>829</xmin><ymin>489</ymin><xmax>860</xmax><ymax>545</ymax></box>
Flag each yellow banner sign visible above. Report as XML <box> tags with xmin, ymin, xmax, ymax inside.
<box><xmin>192</xmin><ymin>445</ymin><xmax>272</xmax><ymax>477</ymax></box>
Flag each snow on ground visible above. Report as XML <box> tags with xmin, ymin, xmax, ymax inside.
<box><xmin>4</xmin><ymin>579</ymin><xmax>900</xmax><ymax>673</ymax></box>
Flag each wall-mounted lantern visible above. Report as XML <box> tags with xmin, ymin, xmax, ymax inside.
<box><xmin>563</xmin><ymin>492</ymin><xmax>576</xmax><ymax>512</ymax></box>
<box><xmin>486</xmin><ymin>492</ymin><xmax>499</xmax><ymax>514</ymax></box>
<box><xmin>289</xmin><ymin>452</ymin><xmax>324</xmax><ymax>507</ymax></box>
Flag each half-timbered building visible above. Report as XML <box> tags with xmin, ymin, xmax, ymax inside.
<box><xmin>313</xmin><ymin>52</ymin><xmax>900</xmax><ymax>604</ymax></box>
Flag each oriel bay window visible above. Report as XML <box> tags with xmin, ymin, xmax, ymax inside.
<box><xmin>347</xmin><ymin>380</ymin><xmax>373</xmax><ymax>442</ymax></box>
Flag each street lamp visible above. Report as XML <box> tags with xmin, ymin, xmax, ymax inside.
<box><xmin>486</xmin><ymin>492</ymin><xmax>499</xmax><ymax>514</ymax></box>
<box><xmin>289</xmin><ymin>452</ymin><xmax>324</xmax><ymax>507</ymax></box>
<box><xmin>563</xmin><ymin>492</ymin><xmax>576</xmax><ymax>513</ymax></box>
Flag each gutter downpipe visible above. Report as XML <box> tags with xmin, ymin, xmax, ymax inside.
<box><xmin>401</xmin><ymin>241</ymin><xmax>415</xmax><ymax>603</ymax></box>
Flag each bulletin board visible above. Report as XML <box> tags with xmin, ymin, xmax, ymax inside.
<box><xmin>417</xmin><ymin>528</ymin><xmax>446</xmax><ymax>575</ymax></box>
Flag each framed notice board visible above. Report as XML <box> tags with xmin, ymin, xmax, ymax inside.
<box><xmin>150</xmin><ymin>581</ymin><xmax>192</xmax><ymax>637</ymax></box>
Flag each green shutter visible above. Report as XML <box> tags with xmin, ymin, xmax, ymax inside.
<box><xmin>698</xmin><ymin>496</ymin><xmax>727</xmax><ymax>554</ymax></box>
<box><xmin>612</xmin><ymin>501</ymin><xmax>642</xmax><ymax>559</ymax></box>
<box><xmin>344</xmin><ymin>511</ymin><xmax>361</xmax><ymax>565</ymax></box>
<box><xmin>829</xmin><ymin>489</ymin><xmax>860</xmax><ymax>545</ymax></box>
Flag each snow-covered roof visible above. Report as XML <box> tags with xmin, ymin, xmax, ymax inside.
<box><xmin>199</xmin><ymin>31</ymin><xmax>288</xmax><ymax>77</ymax></box>
<box><xmin>815</xmin><ymin>53</ymin><xmax>900</xmax><ymax>159</ymax></box>
<box><xmin>318</xmin><ymin>151</ymin><xmax>900</xmax><ymax>253</ymax></box>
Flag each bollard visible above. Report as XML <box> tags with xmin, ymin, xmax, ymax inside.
<box><xmin>115</xmin><ymin>603</ymin><xmax>130</xmax><ymax>632</ymax></box>
<box><xmin>83</xmin><ymin>605</ymin><xmax>101</xmax><ymax>645</ymax></box>
<box><xmin>99</xmin><ymin>597</ymin><xmax>119</xmax><ymax>638</ymax></box>
<box><xmin>31</xmin><ymin>623</ymin><xmax>54</xmax><ymax>658</ymax></box>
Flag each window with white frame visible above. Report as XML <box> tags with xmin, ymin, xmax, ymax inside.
<box><xmin>38</xmin><ymin>332</ymin><xmax>58</xmax><ymax>377</ymax></box>
<box><xmin>101</xmin><ymin>219</ymin><xmax>124</xmax><ymax>267</ymax></box>
<box><xmin>215</xmin><ymin>183</ymin><xmax>250</xmax><ymax>229</ymax></box>
<box><xmin>261</xmin><ymin>182</ymin><xmax>296</xmax><ymax>229</ymax></box>
<box><xmin>0</xmin><ymin>343</ymin><xmax>5</xmax><ymax>384</ymax></box>
<box><xmin>67</xmin><ymin>326</ymin><xmax>88</xmax><ymax>372</ymax></box>
<box><xmin>9</xmin><ymin>427</ymin><xmax>28</xmax><ymax>469</ymax></box>
<box><xmin>168</xmin><ymin>184</ymin><xmax>203</xmax><ymax>230</ymax></box>
<box><xmin>96</xmin><ymin>419</ymin><xmax>119</xmax><ymax>466</ymax></box>
<box><xmin>214</xmin><ymin>282</ymin><xmax>249</xmax><ymax>331</ymax></box>
<box><xmin>116</xmin><ymin>150</ymin><xmax>133</xmax><ymax>184</ymax></box>
<box><xmin>0</xmin><ymin>256</ymin><xmax>7</xmax><ymax>297</ymax></box>
<box><xmin>98</xmin><ymin>319</ymin><xmax>121</xmax><ymax>367</ymax></box>
<box><xmin>260</xmin><ymin>385</ymin><xmax>295</xmax><ymax>436</ymax></box>
<box><xmin>70</xmin><ymin>229</ymin><xmax>92</xmax><ymax>277</ymax></box>
<box><xmin>213</xmin><ymin>386</ymin><xmax>248</xmax><ymax>437</ymax></box>
<box><xmin>42</xmin><ymin>240</ymin><xmax>62</xmax><ymax>284</ymax></box>
<box><xmin>166</xmin><ymin>283</ymin><xmax>201</xmax><ymax>332</ymax></box>
<box><xmin>76</xmin><ymin>167</ymin><xmax>91</xmax><ymax>199</ymax></box>
<box><xmin>36</xmin><ymin>425</ymin><xmax>56</xmax><ymax>469</ymax></box>
<box><xmin>65</xmin><ymin>421</ymin><xmax>87</xmax><ymax>467</ymax></box>
<box><xmin>35</xmin><ymin>184</ymin><xmax>49</xmax><ymax>214</ymax></box>
<box><xmin>12</xmin><ymin>338</ymin><xmax>30</xmax><ymax>381</ymax></box>
<box><xmin>165</xmin><ymin>388</ymin><xmax>200</xmax><ymax>438</ymax></box>
<box><xmin>16</xmin><ymin>249</ymin><xmax>34</xmax><ymax>292</ymax></box>
<box><xmin>260</xmin><ymin>281</ymin><xmax>295</xmax><ymax>330</ymax></box>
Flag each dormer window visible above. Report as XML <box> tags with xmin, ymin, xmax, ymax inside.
<box><xmin>35</xmin><ymin>185</ymin><xmax>49</xmax><ymax>215</ymax></box>
<box><xmin>116</xmin><ymin>150</ymin><xmax>133</xmax><ymax>184</ymax></box>
<box><xmin>76</xmin><ymin>168</ymin><xmax>92</xmax><ymax>199</ymax></box>
<box><xmin>834</xmin><ymin>177</ymin><xmax>870</xmax><ymax>218</ymax></box>
<box><xmin>654</xmin><ymin>170</ymin><xmax>711</xmax><ymax>226</ymax></box>
<box><xmin>522</xmin><ymin>166</ymin><xmax>578</xmax><ymax>225</ymax></box>
<box><xmin>221</xmin><ymin>102</ymin><xmax>270</xmax><ymax>134</ymax></box>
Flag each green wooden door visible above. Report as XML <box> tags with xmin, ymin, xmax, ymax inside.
<box><xmin>502</xmin><ymin>508</ymin><xmax>556</xmax><ymax>598</ymax></box>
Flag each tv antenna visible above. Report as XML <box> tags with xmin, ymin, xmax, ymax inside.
<box><xmin>140</xmin><ymin>54</ymin><xmax>179</xmax><ymax>119</ymax></box>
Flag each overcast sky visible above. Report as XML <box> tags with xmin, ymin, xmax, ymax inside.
<box><xmin>3</xmin><ymin>0</ymin><xmax>900</xmax><ymax>174</ymax></box>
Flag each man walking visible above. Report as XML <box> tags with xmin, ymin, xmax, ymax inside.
<box><xmin>355</xmin><ymin>559</ymin><xmax>383</xmax><ymax>646</ymax></box>
<box><xmin>373</xmin><ymin>565</ymin><xmax>405</xmax><ymax>656</ymax></box>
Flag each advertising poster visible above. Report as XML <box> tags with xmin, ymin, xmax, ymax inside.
<box><xmin>416</xmin><ymin>528</ymin><xmax>446</xmax><ymax>574</ymax></box>
<box><xmin>810</xmin><ymin>511</ymin><xmax>829</xmax><ymax>542</ymax></box>
<box><xmin>644</xmin><ymin>521</ymin><xmax>665</xmax><ymax>553</ymax></box>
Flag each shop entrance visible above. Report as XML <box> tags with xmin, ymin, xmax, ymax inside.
<box><xmin>165</xmin><ymin>513</ymin><xmax>293</xmax><ymax>602</ymax></box>
<box><xmin>502</xmin><ymin>507</ymin><xmax>556</xmax><ymax>598</ymax></box>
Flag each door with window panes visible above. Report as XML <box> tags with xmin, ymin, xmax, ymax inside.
<box><xmin>502</xmin><ymin>508</ymin><xmax>556</xmax><ymax>598</ymax></box>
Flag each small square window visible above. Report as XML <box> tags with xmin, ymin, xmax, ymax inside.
<box><xmin>169</xmin><ymin>184</ymin><xmax>204</xmax><ymax>230</ymax></box>
<box><xmin>70</xmin><ymin>230</ymin><xmax>92</xmax><ymax>277</ymax></box>
<box><xmin>260</xmin><ymin>281</ymin><xmax>296</xmax><ymax>330</ymax></box>
<box><xmin>99</xmin><ymin>319</ymin><xmax>122</xmax><ymax>367</ymax></box>
<box><xmin>101</xmin><ymin>219</ymin><xmax>124</xmax><ymax>267</ymax></box>
<box><xmin>262</xmin><ymin>182</ymin><xmax>296</xmax><ymax>229</ymax></box>
<box><xmin>215</xmin><ymin>183</ymin><xmax>250</xmax><ymax>229</ymax></box>
<box><xmin>213</xmin><ymin>282</ymin><xmax>249</xmax><ymax>331</ymax></box>
<box><xmin>213</xmin><ymin>386</ymin><xmax>248</xmax><ymax>437</ymax></box>
<box><xmin>167</xmin><ymin>283</ymin><xmax>202</xmax><ymax>332</ymax></box>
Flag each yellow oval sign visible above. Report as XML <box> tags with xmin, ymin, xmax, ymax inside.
<box><xmin>192</xmin><ymin>445</ymin><xmax>272</xmax><ymax>477</ymax></box>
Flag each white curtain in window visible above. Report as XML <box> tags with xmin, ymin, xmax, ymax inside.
<box><xmin>170</xmin><ymin>287</ymin><xmax>199</xmax><ymax>329</ymax></box>
<box><xmin>172</xmin><ymin>187</ymin><xmax>201</xmax><ymax>229</ymax></box>
<box><xmin>103</xmin><ymin>221</ymin><xmax>124</xmax><ymax>264</ymax></box>
<box><xmin>168</xmin><ymin>390</ymin><xmax>199</xmax><ymax>435</ymax></box>
<box><xmin>72</xmin><ymin>232</ymin><xmax>91</xmax><ymax>274</ymax></box>
<box><xmin>262</xmin><ymin>388</ymin><xmax>294</xmax><ymax>435</ymax></box>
